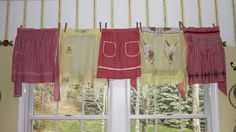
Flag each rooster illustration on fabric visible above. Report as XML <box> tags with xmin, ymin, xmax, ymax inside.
<box><xmin>142</xmin><ymin>43</ymin><xmax>154</xmax><ymax>64</ymax></box>
<box><xmin>164</xmin><ymin>40</ymin><xmax>178</xmax><ymax>65</ymax></box>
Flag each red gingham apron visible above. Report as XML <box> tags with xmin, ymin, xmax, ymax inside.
<box><xmin>183</xmin><ymin>27</ymin><xmax>227</xmax><ymax>95</ymax></box>
<box><xmin>12</xmin><ymin>28</ymin><xmax>60</xmax><ymax>101</ymax></box>
<box><xmin>97</xmin><ymin>28</ymin><xmax>141</xmax><ymax>88</ymax></box>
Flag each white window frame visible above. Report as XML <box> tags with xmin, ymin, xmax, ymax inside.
<box><xmin>18</xmin><ymin>82</ymin><xmax>220</xmax><ymax>132</ymax></box>
<box><xmin>18</xmin><ymin>83</ymin><xmax>111</xmax><ymax>132</ymax></box>
<box><xmin>125</xmin><ymin>82</ymin><xmax>220</xmax><ymax>132</ymax></box>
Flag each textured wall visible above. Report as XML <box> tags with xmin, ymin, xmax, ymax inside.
<box><xmin>219</xmin><ymin>47</ymin><xmax>236</xmax><ymax>132</ymax></box>
<box><xmin>0</xmin><ymin>47</ymin><xmax>18</xmax><ymax>132</ymax></box>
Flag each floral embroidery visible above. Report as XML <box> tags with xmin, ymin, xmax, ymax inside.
<box><xmin>142</xmin><ymin>43</ymin><xmax>154</xmax><ymax>64</ymax></box>
<box><xmin>164</xmin><ymin>40</ymin><xmax>177</xmax><ymax>65</ymax></box>
<box><xmin>188</xmin><ymin>70</ymin><xmax>226</xmax><ymax>79</ymax></box>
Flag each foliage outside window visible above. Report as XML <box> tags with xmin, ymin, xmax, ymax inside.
<box><xmin>32</xmin><ymin>82</ymin><xmax>109</xmax><ymax>132</ymax></box>
<box><xmin>129</xmin><ymin>84</ymin><xmax>207</xmax><ymax>132</ymax></box>
<box><xmin>25</xmin><ymin>82</ymin><xmax>210</xmax><ymax>132</ymax></box>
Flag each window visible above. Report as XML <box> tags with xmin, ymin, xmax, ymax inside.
<box><xmin>18</xmin><ymin>81</ymin><xmax>220</xmax><ymax>132</ymax></box>
<box><xmin>129</xmin><ymin>84</ymin><xmax>209</xmax><ymax>132</ymax></box>
<box><xmin>19</xmin><ymin>82</ymin><xmax>109</xmax><ymax>132</ymax></box>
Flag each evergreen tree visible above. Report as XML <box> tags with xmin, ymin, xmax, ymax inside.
<box><xmin>130</xmin><ymin>84</ymin><xmax>205</xmax><ymax>130</ymax></box>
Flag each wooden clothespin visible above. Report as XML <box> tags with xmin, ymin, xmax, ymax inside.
<box><xmin>222</xmin><ymin>41</ymin><xmax>227</xmax><ymax>47</ymax></box>
<box><xmin>179</xmin><ymin>21</ymin><xmax>185</xmax><ymax>30</ymax></box>
<box><xmin>99</xmin><ymin>22</ymin><xmax>102</xmax><ymax>32</ymax></box>
<box><xmin>139</xmin><ymin>22</ymin><xmax>142</xmax><ymax>32</ymax></box>
<box><xmin>212</xmin><ymin>23</ymin><xmax>216</xmax><ymax>27</ymax></box>
<box><xmin>105</xmin><ymin>22</ymin><xmax>107</xmax><ymax>29</ymax></box>
<box><xmin>99</xmin><ymin>22</ymin><xmax>107</xmax><ymax>32</ymax></box>
<box><xmin>64</xmin><ymin>23</ymin><xmax>67</xmax><ymax>32</ymax></box>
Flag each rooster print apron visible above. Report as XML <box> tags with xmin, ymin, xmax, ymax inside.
<box><xmin>140</xmin><ymin>27</ymin><xmax>188</xmax><ymax>99</ymax></box>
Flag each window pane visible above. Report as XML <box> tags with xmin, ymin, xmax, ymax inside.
<box><xmin>131</xmin><ymin>119</ymin><xmax>156</xmax><ymax>132</ymax></box>
<box><xmin>131</xmin><ymin>84</ymin><xmax>206</xmax><ymax>115</ymax></box>
<box><xmin>131</xmin><ymin>119</ymin><xmax>184</xmax><ymax>132</ymax></box>
<box><xmin>58</xmin><ymin>84</ymin><xmax>82</xmax><ymax>115</ymax></box>
<box><xmin>158</xmin><ymin>119</ymin><xmax>182</xmax><ymax>131</ymax></box>
<box><xmin>84</xmin><ymin>84</ymin><xmax>108</xmax><ymax>115</ymax></box>
<box><xmin>156</xmin><ymin>85</ymin><xmax>181</xmax><ymax>114</ymax></box>
<box><xmin>182</xmin><ymin>118</ymin><xmax>207</xmax><ymax>132</ymax></box>
<box><xmin>32</xmin><ymin>82</ymin><xmax>109</xmax><ymax>131</ymax></box>
<box><xmin>130</xmin><ymin>85</ymin><xmax>158</xmax><ymax>115</ymax></box>
<box><xmin>58</xmin><ymin>120</ymin><xmax>80</xmax><ymax>132</ymax></box>
<box><xmin>33</xmin><ymin>81</ymin><xmax>108</xmax><ymax>115</ymax></box>
<box><xmin>131</xmin><ymin>84</ymin><xmax>181</xmax><ymax>115</ymax></box>
<box><xmin>82</xmin><ymin>120</ymin><xmax>107</xmax><ymax>132</ymax></box>
<box><xmin>129</xmin><ymin>83</ymin><xmax>208</xmax><ymax>132</ymax></box>
<box><xmin>186</xmin><ymin>85</ymin><xmax>205</xmax><ymax>114</ymax></box>
<box><xmin>34</xmin><ymin>84</ymin><xmax>57</xmax><ymax>115</ymax></box>
<box><xmin>58</xmin><ymin>83</ymin><xmax>108</xmax><ymax>115</ymax></box>
<box><xmin>130</xmin><ymin>119</ymin><xmax>206</xmax><ymax>132</ymax></box>
<box><xmin>33</xmin><ymin>120</ymin><xmax>55</xmax><ymax>132</ymax></box>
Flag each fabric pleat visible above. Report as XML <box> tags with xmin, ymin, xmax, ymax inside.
<box><xmin>183</xmin><ymin>26</ymin><xmax>227</xmax><ymax>95</ymax></box>
<box><xmin>12</xmin><ymin>28</ymin><xmax>60</xmax><ymax>101</ymax></box>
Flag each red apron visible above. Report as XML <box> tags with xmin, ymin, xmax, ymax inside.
<box><xmin>12</xmin><ymin>28</ymin><xmax>60</xmax><ymax>101</ymax></box>
<box><xmin>183</xmin><ymin>27</ymin><xmax>227</xmax><ymax>95</ymax></box>
<box><xmin>97</xmin><ymin>28</ymin><xmax>141</xmax><ymax>88</ymax></box>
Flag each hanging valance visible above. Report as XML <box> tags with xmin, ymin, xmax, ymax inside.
<box><xmin>11</xmin><ymin>26</ymin><xmax>227</xmax><ymax>101</ymax></box>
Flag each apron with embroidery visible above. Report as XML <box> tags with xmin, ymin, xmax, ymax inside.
<box><xmin>183</xmin><ymin>27</ymin><xmax>227</xmax><ymax>95</ymax></box>
<box><xmin>60</xmin><ymin>29</ymin><xmax>106</xmax><ymax>91</ymax></box>
<box><xmin>140</xmin><ymin>27</ymin><xmax>187</xmax><ymax>99</ymax></box>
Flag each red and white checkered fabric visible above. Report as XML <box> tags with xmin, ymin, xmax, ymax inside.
<box><xmin>12</xmin><ymin>28</ymin><xmax>60</xmax><ymax>101</ymax></box>
<box><xmin>184</xmin><ymin>27</ymin><xmax>227</xmax><ymax>95</ymax></box>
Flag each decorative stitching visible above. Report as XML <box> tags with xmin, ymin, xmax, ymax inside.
<box><xmin>188</xmin><ymin>70</ymin><xmax>226</xmax><ymax>79</ymax></box>
<box><xmin>98</xmin><ymin>66</ymin><xmax>141</xmax><ymax>71</ymax></box>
